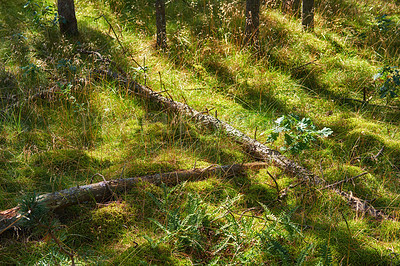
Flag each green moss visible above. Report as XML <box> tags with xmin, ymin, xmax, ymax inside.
<box><xmin>31</xmin><ymin>149</ymin><xmax>92</xmax><ymax>173</ymax></box>
<box><xmin>324</xmin><ymin>164</ymin><xmax>366</xmax><ymax>183</ymax></box>
<box><xmin>112</xmin><ymin>243</ymin><xmax>191</xmax><ymax>265</ymax></box>
<box><xmin>91</xmin><ymin>202</ymin><xmax>134</xmax><ymax>243</ymax></box>
<box><xmin>124</xmin><ymin>181</ymin><xmax>164</xmax><ymax>222</ymax></box>
<box><xmin>0</xmin><ymin>0</ymin><xmax>400</xmax><ymax>264</ymax></box>
<box><xmin>246</xmin><ymin>183</ymin><xmax>276</xmax><ymax>204</ymax></box>
<box><xmin>185</xmin><ymin>177</ymin><xmax>239</xmax><ymax>205</ymax></box>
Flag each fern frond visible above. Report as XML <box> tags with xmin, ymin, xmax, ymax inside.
<box><xmin>296</xmin><ymin>243</ymin><xmax>314</xmax><ymax>266</ymax></box>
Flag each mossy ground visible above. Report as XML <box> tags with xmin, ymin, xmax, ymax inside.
<box><xmin>0</xmin><ymin>0</ymin><xmax>400</xmax><ymax>264</ymax></box>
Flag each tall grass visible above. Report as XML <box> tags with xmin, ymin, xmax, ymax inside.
<box><xmin>0</xmin><ymin>0</ymin><xmax>399</xmax><ymax>264</ymax></box>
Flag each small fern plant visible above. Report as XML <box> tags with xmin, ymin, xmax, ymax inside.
<box><xmin>145</xmin><ymin>184</ymin><xmax>209</xmax><ymax>253</ymax></box>
<box><xmin>17</xmin><ymin>192</ymin><xmax>49</xmax><ymax>228</ymax></box>
<box><xmin>258</xmin><ymin>203</ymin><xmax>315</xmax><ymax>265</ymax></box>
<box><xmin>374</xmin><ymin>66</ymin><xmax>400</xmax><ymax>102</ymax></box>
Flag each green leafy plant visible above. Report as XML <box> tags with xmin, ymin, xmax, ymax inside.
<box><xmin>145</xmin><ymin>189</ymin><xmax>325</xmax><ymax>264</ymax></box>
<box><xmin>17</xmin><ymin>193</ymin><xmax>76</xmax><ymax>265</ymax></box>
<box><xmin>375</xmin><ymin>15</ymin><xmax>395</xmax><ymax>32</ymax></box>
<box><xmin>23</xmin><ymin>0</ymin><xmax>58</xmax><ymax>28</ymax></box>
<box><xmin>211</xmin><ymin>195</ymin><xmax>260</xmax><ymax>263</ymax></box>
<box><xmin>21</xmin><ymin>63</ymin><xmax>42</xmax><ymax>82</ymax></box>
<box><xmin>317</xmin><ymin>242</ymin><xmax>333</xmax><ymax>266</ymax></box>
<box><xmin>130</xmin><ymin>65</ymin><xmax>149</xmax><ymax>83</ymax></box>
<box><xmin>267</xmin><ymin>115</ymin><xmax>333</xmax><ymax>154</ymax></box>
<box><xmin>57</xmin><ymin>82</ymin><xmax>86</xmax><ymax>113</ymax></box>
<box><xmin>57</xmin><ymin>59</ymin><xmax>77</xmax><ymax>75</ymax></box>
<box><xmin>17</xmin><ymin>192</ymin><xmax>49</xmax><ymax>227</ymax></box>
<box><xmin>296</xmin><ymin>244</ymin><xmax>314</xmax><ymax>266</ymax></box>
<box><xmin>374</xmin><ymin>66</ymin><xmax>400</xmax><ymax>100</ymax></box>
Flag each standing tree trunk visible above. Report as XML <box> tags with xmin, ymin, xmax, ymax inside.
<box><xmin>155</xmin><ymin>0</ymin><xmax>167</xmax><ymax>50</ymax></box>
<box><xmin>302</xmin><ymin>0</ymin><xmax>314</xmax><ymax>30</ymax></box>
<box><xmin>281</xmin><ymin>0</ymin><xmax>289</xmax><ymax>13</ymax></box>
<box><xmin>245</xmin><ymin>0</ymin><xmax>260</xmax><ymax>46</ymax></box>
<box><xmin>292</xmin><ymin>0</ymin><xmax>301</xmax><ymax>17</ymax></box>
<box><xmin>282</xmin><ymin>0</ymin><xmax>301</xmax><ymax>17</ymax></box>
<box><xmin>57</xmin><ymin>0</ymin><xmax>79</xmax><ymax>36</ymax></box>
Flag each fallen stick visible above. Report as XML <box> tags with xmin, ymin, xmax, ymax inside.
<box><xmin>322</xmin><ymin>172</ymin><xmax>368</xmax><ymax>190</ymax></box>
<box><xmin>351</xmin><ymin>146</ymin><xmax>385</xmax><ymax>164</ymax></box>
<box><xmin>0</xmin><ymin>163</ymin><xmax>268</xmax><ymax>235</ymax></box>
<box><xmin>93</xmin><ymin>69</ymin><xmax>392</xmax><ymax>221</ymax></box>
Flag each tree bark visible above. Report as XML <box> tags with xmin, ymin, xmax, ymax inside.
<box><xmin>0</xmin><ymin>163</ymin><xmax>268</xmax><ymax>234</ymax></box>
<box><xmin>282</xmin><ymin>0</ymin><xmax>300</xmax><ymax>15</ymax></box>
<box><xmin>245</xmin><ymin>0</ymin><xmax>261</xmax><ymax>46</ymax></box>
<box><xmin>302</xmin><ymin>0</ymin><xmax>314</xmax><ymax>30</ymax></box>
<box><xmin>293</xmin><ymin>0</ymin><xmax>301</xmax><ymax>17</ymax></box>
<box><xmin>155</xmin><ymin>0</ymin><xmax>167</xmax><ymax>50</ymax></box>
<box><xmin>58</xmin><ymin>0</ymin><xmax>79</xmax><ymax>36</ymax></box>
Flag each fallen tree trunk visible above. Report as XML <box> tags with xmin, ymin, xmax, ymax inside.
<box><xmin>94</xmin><ymin>69</ymin><xmax>391</xmax><ymax>221</ymax></box>
<box><xmin>96</xmin><ymin>69</ymin><xmax>320</xmax><ymax>184</ymax></box>
<box><xmin>0</xmin><ymin>163</ymin><xmax>268</xmax><ymax>235</ymax></box>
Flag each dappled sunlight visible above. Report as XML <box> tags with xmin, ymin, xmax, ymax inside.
<box><xmin>0</xmin><ymin>0</ymin><xmax>400</xmax><ymax>264</ymax></box>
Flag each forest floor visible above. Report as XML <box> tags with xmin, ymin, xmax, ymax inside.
<box><xmin>0</xmin><ymin>0</ymin><xmax>400</xmax><ymax>264</ymax></box>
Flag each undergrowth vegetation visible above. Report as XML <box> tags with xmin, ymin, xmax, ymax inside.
<box><xmin>0</xmin><ymin>0</ymin><xmax>400</xmax><ymax>264</ymax></box>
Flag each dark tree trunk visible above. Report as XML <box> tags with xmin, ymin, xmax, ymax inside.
<box><xmin>282</xmin><ymin>0</ymin><xmax>301</xmax><ymax>17</ymax></box>
<box><xmin>58</xmin><ymin>0</ymin><xmax>79</xmax><ymax>36</ymax></box>
<box><xmin>57</xmin><ymin>0</ymin><xmax>79</xmax><ymax>36</ymax></box>
<box><xmin>245</xmin><ymin>0</ymin><xmax>261</xmax><ymax>46</ymax></box>
<box><xmin>155</xmin><ymin>0</ymin><xmax>167</xmax><ymax>50</ymax></box>
<box><xmin>292</xmin><ymin>0</ymin><xmax>301</xmax><ymax>17</ymax></box>
<box><xmin>302</xmin><ymin>0</ymin><xmax>314</xmax><ymax>30</ymax></box>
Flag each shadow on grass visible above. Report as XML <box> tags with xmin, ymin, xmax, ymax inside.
<box><xmin>0</xmin><ymin>20</ymin><xmax>126</xmax><ymax>208</ymax></box>
<box><xmin>0</xmin><ymin>0</ymin><xmax>34</xmax><ymax>66</ymax></box>
<box><xmin>119</xmin><ymin>112</ymin><xmax>252</xmax><ymax>177</ymax></box>
<box><xmin>111</xmin><ymin>242</ymin><xmax>183</xmax><ymax>265</ymax></box>
<box><xmin>308</xmin><ymin>220</ymin><xmax>396</xmax><ymax>265</ymax></box>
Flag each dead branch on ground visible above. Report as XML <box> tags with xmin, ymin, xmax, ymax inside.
<box><xmin>0</xmin><ymin>163</ymin><xmax>268</xmax><ymax>235</ymax></box>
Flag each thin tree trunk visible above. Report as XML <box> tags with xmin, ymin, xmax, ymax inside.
<box><xmin>281</xmin><ymin>0</ymin><xmax>289</xmax><ymax>13</ymax></box>
<box><xmin>155</xmin><ymin>0</ymin><xmax>167</xmax><ymax>50</ymax></box>
<box><xmin>57</xmin><ymin>0</ymin><xmax>79</xmax><ymax>36</ymax></box>
<box><xmin>293</xmin><ymin>0</ymin><xmax>301</xmax><ymax>17</ymax></box>
<box><xmin>282</xmin><ymin>0</ymin><xmax>301</xmax><ymax>17</ymax></box>
<box><xmin>302</xmin><ymin>0</ymin><xmax>314</xmax><ymax>30</ymax></box>
<box><xmin>245</xmin><ymin>0</ymin><xmax>261</xmax><ymax>46</ymax></box>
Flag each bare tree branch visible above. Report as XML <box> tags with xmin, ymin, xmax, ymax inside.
<box><xmin>0</xmin><ymin>163</ymin><xmax>268</xmax><ymax>234</ymax></box>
